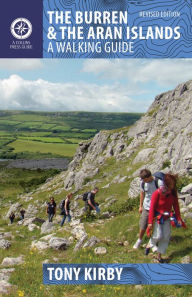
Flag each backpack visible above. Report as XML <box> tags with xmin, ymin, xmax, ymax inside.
<box><xmin>59</xmin><ymin>199</ymin><xmax>65</xmax><ymax>210</ymax></box>
<box><xmin>141</xmin><ymin>171</ymin><xmax>165</xmax><ymax>192</ymax></box>
<box><xmin>82</xmin><ymin>192</ymin><xmax>89</xmax><ymax>201</ymax></box>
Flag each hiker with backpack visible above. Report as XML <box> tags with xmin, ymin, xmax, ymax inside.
<box><xmin>83</xmin><ymin>187</ymin><xmax>100</xmax><ymax>214</ymax></box>
<box><xmin>60</xmin><ymin>193</ymin><xmax>72</xmax><ymax>226</ymax></box>
<box><xmin>9</xmin><ymin>212</ymin><xmax>15</xmax><ymax>224</ymax></box>
<box><xmin>133</xmin><ymin>169</ymin><xmax>164</xmax><ymax>249</ymax></box>
<box><xmin>145</xmin><ymin>173</ymin><xmax>184</xmax><ymax>263</ymax></box>
<box><xmin>20</xmin><ymin>209</ymin><xmax>25</xmax><ymax>220</ymax></box>
<box><xmin>46</xmin><ymin>197</ymin><xmax>56</xmax><ymax>222</ymax></box>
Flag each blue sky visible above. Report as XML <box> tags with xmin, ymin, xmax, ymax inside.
<box><xmin>0</xmin><ymin>59</ymin><xmax>191</xmax><ymax>112</ymax></box>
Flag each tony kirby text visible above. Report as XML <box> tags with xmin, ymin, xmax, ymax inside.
<box><xmin>44</xmin><ymin>265</ymin><xmax>123</xmax><ymax>283</ymax></box>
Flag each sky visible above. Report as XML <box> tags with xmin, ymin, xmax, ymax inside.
<box><xmin>0</xmin><ymin>59</ymin><xmax>191</xmax><ymax>112</ymax></box>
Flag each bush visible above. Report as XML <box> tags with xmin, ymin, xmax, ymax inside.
<box><xmin>162</xmin><ymin>160</ymin><xmax>171</xmax><ymax>169</ymax></box>
<box><xmin>108</xmin><ymin>197</ymin><xmax>139</xmax><ymax>215</ymax></box>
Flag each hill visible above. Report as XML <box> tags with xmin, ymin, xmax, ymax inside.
<box><xmin>0</xmin><ymin>81</ymin><xmax>192</xmax><ymax>296</ymax></box>
<box><xmin>0</xmin><ymin>110</ymin><xmax>142</xmax><ymax>159</ymax></box>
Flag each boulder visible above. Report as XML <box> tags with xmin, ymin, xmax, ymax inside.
<box><xmin>31</xmin><ymin>240</ymin><xmax>49</xmax><ymax>250</ymax></box>
<box><xmin>28</xmin><ymin>224</ymin><xmax>40</xmax><ymax>232</ymax></box>
<box><xmin>94</xmin><ymin>247</ymin><xmax>107</xmax><ymax>255</ymax></box>
<box><xmin>0</xmin><ymin>239</ymin><xmax>11</xmax><ymax>250</ymax></box>
<box><xmin>49</xmin><ymin>237</ymin><xmax>70</xmax><ymax>250</ymax></box>
<box><xmin>128</xmin><ymin>177</ymin><xmax>140</xmax><ymax>198</ymax></box>
<box><xmin>0</xmin><ymin>268</ymin><xmax>15</xmax><ymax>294</ymax></box>
<box><xmin>83</xmin><ymin>236</ymin><xmax>100</xmax><ymax>248</ymax></box>
<box><xmin>181</xmin><ymin>255</ymin><xmax>191</xmax><ymax>264</ymax></box>
<box><xmin>181</xmin><ymin>184</ymin><xmax>192</xmax><ymax>194</ymax></box>
<box><xmin>133</xmin><ymin>148</ymin><xmax>155</xmax><ymax>164</ymax></box>
<box><xmin>1</xmin><ymin>256</ymin><xmax>24</xmax><ymax>267</ymax></box>
<box><xmin>41</xmin><ymin>221</ymin><xmax>54</xmax><ymax>234</ymax></box>
<box><xmin>40</xmin><ymin>234</ymin><xmax>55</xmax><ymax>241</ymax></box>
<box><xmin>6</xmin><ymin>202</ymin><xmax>22</xmax><ymax>218</ymax></box>
<box><xmin>74</xmin><ymin>234</ymin><xmax>88</xmax><ymax>252</ymax></box>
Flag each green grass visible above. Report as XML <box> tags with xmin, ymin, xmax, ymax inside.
<box><xmin>8</xmin><ymin>140</ymin><xmax>78</xmax><ymax>157</ymax></box>
<box><xmin>0</xmin><ymin>110</ymin><xmax>142</xmax><ymax>159</ymax></box>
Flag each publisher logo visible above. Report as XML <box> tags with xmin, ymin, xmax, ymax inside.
<box><xmin>10</xmin><ymin>18</ymin><xmax>32</xmax><ymax>40</ymax></box>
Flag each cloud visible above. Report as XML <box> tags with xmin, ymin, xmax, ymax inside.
<box><xmin>0</xmin><ymin>59</ymin><xmax>43</xmax><ymax>71</ymax></box>
<box><xmin>0</xmin><ymin>75</ymin><xmax>148</xmax><ymax>112</ymax></box>
<box><xmin>82</xmin><ymin>59</ymin><xmax>192</xmax><ymax>86</ymax></box>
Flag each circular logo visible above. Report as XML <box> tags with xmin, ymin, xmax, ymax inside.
<box><xmin>10</xmin><ymin>18</ymin><xmax>32</xmax><ymax>40</ymax></box>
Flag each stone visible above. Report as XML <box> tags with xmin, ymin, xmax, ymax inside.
<box><xmin>74</xmin><ymin>234</ymin><xmax>88</xmax><ymax>252</ymax></box>
<box><xmin>128</xmin><ymin>177</ymin><xmax>141</xmax><ymax>198</ymax></box>
<box><xmin>40</xmin><ymin>234</ymin><xmax>55</xmax><ymax>241</ymax></box>
<box><xmin>1</xmin><ymin>256</ymin><xmax>24</xmax><ymax>267</ymax></box>
<box><xmin>181</xmin><ymin>184</ymin><xmax>192</xmax><ymax>194</ymax></box>
<box><xmin>49</xmin><ymin>237</ymin><xmax>70</xmax><ymax>250</ymax></box>
<box><xmin>31</xmin><ymin>240</ymin><xmax>49</xmax><ymax>250</ymax></box>
<box><xmin>123</xmin><ymin>241</ymin><xmax>129</xmax><ymax>247</ymax></box>
<box><xmin>94</xmin><ymin>247</ymin><xmax>107</xmax><ymax>255</ymax></box>
<box><xmin>41</xmin><ymin>221</ymin><xmax>54</xmax><ymax>234</ymax></box>
<box><xmin>100</xmin><ymin>212</ymin><xmax>110</xmax><ymax>219</ymax></box>
<box><xmin>133</xmin><ymin>148</ymin><xmax>155</xmax><ymax>164</ymax></box>
<box><xmin>181</xmin><ymin>255</ymin><xmax>191</xmax><ymax>264</ymax></box>
<box><xmin>0</xmin><ymin>239</ymin><xmax>11</xmax><ymax>249</ymax></box>
<box><xmin>83</xmin><ymin>236</ymin><xmax>100</xmax><ymax>248</ymax></box>
<box><xmin>0</xmin><ymin>268</ymin><xmax>15</xmax><ymax>294</ymax></box>
<box><xmin>184</xmin><ymin>212</ymin><xmax>192</xmax><ymax>219</ymax></box>
<box><xmin>102</xmin><ymin>183</ymin><xmax>110</xmax><ymax>189</ymax></box>
<box><xmin>0</xmin><ymin>232</ymin><xmax>12</xmax><ymax>240</ymax></box>
<box><xmin>28</xmin><ymin>224</ymin><xmax>40</xmax><ymax>231</ymax></box>
<box><xmin>6</xmin><ymin>202</ymin><xmax>22</xmax><ymax>218</ymax></box>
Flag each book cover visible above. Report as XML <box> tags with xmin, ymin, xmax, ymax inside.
<box><xmin>0</xmin><ymin>1</ymin><xmax>192</xmax><ymax>296</ymax></box>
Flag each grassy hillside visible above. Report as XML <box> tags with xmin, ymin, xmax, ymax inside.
<box><xmin>0</xmin><ymin>110</ymin><xmax>142</xmax><ymax>159</ymax></box>
<box><xmin>0</xmin><ymin>146</ymin><xmax>192</xmax><ymax>296</ymax></box>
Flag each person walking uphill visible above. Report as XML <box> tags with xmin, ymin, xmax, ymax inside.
<box><xmin>60</xmin><ymin>193</ymin><xmax>72</xmax><ymax>226</ymax></box>
<box><xmin>9</xmin><ymin>212</ymin><xmax>15</xmax><ymax>224</ymax></box>
<box><xmin>146</xmin><ymin>174</ymin><xmax>184</xmax><ymax>263</ymax></box>
<box><xmin>84</xmin><ymin>187</ymin><xmax>100</xmax><ymax>214</ymax></box>
<box><xmin>133</xmin><ymin>169</ymin><xmax>163</xmax><ymax>249</ymax></box>
<box><xmin>46</xmin><ymin>197</ymin><xmax>56</xmax><ymax>222</ymax></box>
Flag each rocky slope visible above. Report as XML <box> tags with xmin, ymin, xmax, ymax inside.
<box><xmin>1</xmin><ymin>80</ymin><xmax>192</xmax><ymax>296</ymax></box>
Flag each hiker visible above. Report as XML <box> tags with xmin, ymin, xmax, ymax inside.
<box><xmin>146</xmin><ymin>174</ymin><xmax>184</xmax><ymax>263</ymax></box>
<box><xmin>20</xmin><ymin>209</ymin><xmax>25</xmax><ymax>220</ymax></box>
<box><xmin>133</xmin><ymin>169</ymin><xmax>164</xmax><ymax>249</ymax></box>
<box><xmin>9</xmin><ymin>212</ymin><xmax>15</xmax><ymax>224</ymax></box>
<box><xmin>46</xmin><ymin>197</ymin><xmax>56</xmax><ymax>222</ymax></box>
<box><xmin>84</xmin><ymin>187</ymin><xmax>100</xmax><ymax>214</ymax></box>
<box><xmin>60</xmin><ymin>193</ymin><xmax>72</xmax><ymax>226</ymax></box>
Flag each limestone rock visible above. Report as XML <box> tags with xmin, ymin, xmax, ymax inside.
<box><xmin>133</xmin><ymin>148</ymin><xmax>155</xmax><ymax>164</ymax></box>
<box><xmin>49</xmin><ymin>237</ymin><xmax>70</xmax><ymax>250</ymax></box>
<box><xmin>128</xmin><ymin>177</ymin><xmax>141</xmax><ymax>198</ymax></box>
<box><xmin>181</xmin><ymin>184</ymin><xmax>192</xmax><ymax>194</ymax></box>
<box><xmin>28</xmin><ymin>224</ymin><xmax>40</xmax><ymax>231</ymax></box>
<box><xmin>74</xmin><ymin>234</ymin><xmax>88</xmax><ymax>252</ymax></box>
<box><xmin>31</xmin><ymin>240</ymin><xmax>49</xmax><ymax>250</ymax></box>
<box><xmin>1</xmin><ymin>256</ymin><xmax>24</xmax><ymax>267</ymax></box>
<box><xmin>41</xmin><ymin>221</ymin><xmax>54</xmax><ymax>234</ymax></box>
<box><xmin>0</xmin><ymin>239</ymin><xmax>11</xmax><ymax>250</ymax></box>
<box><xmin>83</xmin><ymin>236</ymin><xmax>100</xmax><ymax>248</ymax></box>
<box><xmin>181</xmin><ymin>255</ymin><xmax>191</xmax><ymax>264</ymax></box>
<box><xmin>94</xmin><ymin>247</ymin><xmax>107</xmax><ymax>255</ymax></box>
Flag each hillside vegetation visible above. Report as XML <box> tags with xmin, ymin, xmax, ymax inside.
<box><xmin>0</xmin><ymin>111</ymin><xmax>141</xmax><ymax>159</ymax></box>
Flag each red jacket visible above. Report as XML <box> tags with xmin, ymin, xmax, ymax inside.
<box><xmin>148</xmin><ymin>188</ymin><xmax>181</xmax><ymax>224</ymax></box>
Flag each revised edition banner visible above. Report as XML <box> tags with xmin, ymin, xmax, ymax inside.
<box><xmin>0</xmin><ymin>0</ymin><xmax>192</xmax><ymax>58</ymax></box>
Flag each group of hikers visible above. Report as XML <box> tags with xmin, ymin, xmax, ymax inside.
<box><xmin>8</xmin><ymin>168</ymin><xmax>185</xmax><ymax>262</ymax></box>
<box><xmin>46</xmin><ymin>187</ymin><xmax>100</xmax><ymax>226</ymax></box>
<box><xmin>133</xmin><ymin>169</ymin><xmax>185</xmax><ymax>263</ymax></box>
<box><xmin>9</xmin><ymin>209</ymin><xmax>25</xmax><ymax>224</ymax></box>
